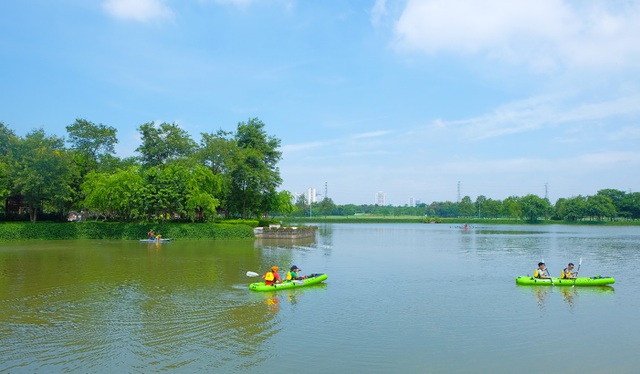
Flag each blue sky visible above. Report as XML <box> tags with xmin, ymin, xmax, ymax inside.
<box><xmin>2</xmin><ymin>0</ymin><xmax>640</xmax><ymax>205</ymax></box>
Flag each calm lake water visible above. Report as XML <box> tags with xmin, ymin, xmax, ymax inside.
<box><xmin>1</xmin><ymin>223</ymin><xmax>640</xmax><ymax>373</ymax></box>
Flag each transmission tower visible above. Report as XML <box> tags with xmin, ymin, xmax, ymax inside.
<box><xmin>324</xmin><ymin>181</ymin><xmax>328</xmax><ymax>200</ymax></box>
<box><xmin>545</xmin><ymin>182</ymin><xmax>548</xmax><ymax>200</ymax></box>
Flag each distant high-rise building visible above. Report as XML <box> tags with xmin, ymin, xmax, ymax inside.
<box><xmin>306</xmin><ymin>187</ymin><xmax>317</xmax><ymax>204</ymax></box>
<box><xmin>375</xmin><ymin>191</ymin><xmax>386</xmax><ymax>206</ymax></box>
<box><xmin>408</xmin><ymin>197</ymin><xmax>415</xmax><ymax>207</ymax></box>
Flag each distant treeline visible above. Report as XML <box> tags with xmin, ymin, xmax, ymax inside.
<box><xmin>290</xmin><ymin>189</ymin><xmax>640</xmax><ymax>223</ymax></box>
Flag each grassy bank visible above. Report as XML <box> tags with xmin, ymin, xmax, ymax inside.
<box><xmin>0</xmin><ymin>222</ymin><xmax>256</xmax><ymax>241</ymax></box>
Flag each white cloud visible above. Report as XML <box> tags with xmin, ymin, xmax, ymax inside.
<box><xmin>394</xmin><ymin>0</ymin><xmax>640</xmax><ymax>72</ymax></box>
<box><xmin>371</xmin><ymin>0</ymin><xmax>388</xmax><ymax>27</ymax></box>
<box><xmin>102</xmin><ymin>0</ymin><xmax>174</xmax><ymax>22</ymax></box>
<box><xmin>351</xmin><ymin>130</ymin><xmax>393</xmax><ymax>139</ymax></box>
<box><xmin>423</xmin><ymin>91</ymin><xmax>640</xmax><ymax>142</ymax></box>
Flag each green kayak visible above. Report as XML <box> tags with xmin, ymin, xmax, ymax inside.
<box><xmin>249</xmin><ymin>273</ymin><xmax>328</xmax><ymax>292</ymax></box>
<box><xmin>515</xmin><ymin>275</ymin><xmax>615</xmax><ymax>286</ymax></box>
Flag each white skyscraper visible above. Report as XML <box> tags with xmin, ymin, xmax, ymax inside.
<box><xmin>375</xmin><ymin>191</ymin><xmax>386</xmax><ymax>206</ymax></box>
<box><xmin>306</xmin><ymin>187</ymin><xmax>317</xmax><ymax>204</ymax></box>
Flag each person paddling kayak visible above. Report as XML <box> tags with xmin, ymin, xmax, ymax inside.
<box><xmin>286</xmin><ymin>265</ymin><xmax>305</xmax><ymax>281</ymax></box>
<box><xmin>263</xmin><ymin>266</ymin><xmax>281</xmax><ymax>285</ymax></box>
<box><xmin>561</xmin><ymin>262</ymin><xmax>578</xmax><ymax>279</ymax></box>
<box><xmin>534</xmin><ymin>262</ymin><xmax>551</xmax><ymax>279</ymax></box>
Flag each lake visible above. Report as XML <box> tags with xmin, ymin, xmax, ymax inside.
<box><xmin>1</xmin><ymin>223</ymin><xmax>639</xmax><ymax>373</ymax></box>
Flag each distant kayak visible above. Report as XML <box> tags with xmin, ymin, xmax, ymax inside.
<box><xmin>515</xmin><ymin>275</ymin><xmax>615</xmax><ymax>286</ymax></box>
<box><xmin>249</xmin><ymin>273</ymin><xmax>328</xmax><ymax>292</ymax></box>
<box><xmin>139</xmin><ymin>238</ymin><xmax>173</xmax><ymax>243</ymax></box>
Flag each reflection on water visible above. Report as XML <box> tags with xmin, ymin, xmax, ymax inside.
<box><xmin>2</xmin><ymin>225</ymin><xmax>640</xmax><ymax>372</ymax></box>
<box><xmin>518</xmin><ymin>284</ymin><xmax>616</xmax><ymax>312</ymax></box>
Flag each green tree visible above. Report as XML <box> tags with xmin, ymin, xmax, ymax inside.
<box><xmin>227</xmin><ymin>118</ymin><xmax>282</xmax><ymax>218</ymax></box>
<box><xmin>459</xmin><ymin>196</ymin><xmax>475</xmax><ymax>217</ymax></box>
<box><xmin>294</xmin><ymin>193</ymin><xmax>308</xmax><ymax>217</ymax></box>
<box><xmin>271</xmin><ymin>190</ymin><xmax>296</xmax><ymax>217</ymax></box>
<box><xmin>519</xmin><ymin>194</ymin><xmax>550</xmax><ymax>222</ymax></box>
<box><xmin>555</xmin><ymin>196</ymin><xmax>586</xmax><ymax>221</ymax></box>
<box><xmin>585</xmin><ymin>194</ymin><xmax>616</xmax><ymax>221</ymax></box>
<box><xmin>503</xmin><ymin>196</ymin><xmax>522</xmax><ymax>220</ymax></box>
<box><xmin>622</xmin><ymin>192</ymin><xmax>640</xmax><ymax>219</ymax></box>
<box><xmin>0</xmin><ymin>123</ymin><xmax>16</xmax><ymax>205</ymax></box>
<box><xmin>482</xmin><ymin>198</ymin><xmax>503</xmax><ymax>218</ymax></box>
<box><xmin>475</xmin><ymin>195</ymin><xmax>487</xmax><ymax>218</ymax></box>
<box><xmin>66</xmin><ymin>118</ymin><xmax>118</xmax><ymax>173</ymax></box>
<box><xmin>82</xmin><ymin>167</ymin><xmax>144</xmax><ymax>221</ymax></box>
<box><xmin>318</xmin><ymin>197</ymin><xmax>336</xmax><ymax>217</ymax></box>
<box><xmin>136</xmin><ymin>122</ymin><xmax>196</xmax><ymax>167</ymax></box>
<box><xmin>11</xmin><ymin>129</ymin><xmax>76</xmax><ymax>222</ymax></box>
<box><xmin>161</xmin><ymin>162</ymin><xmax>221</xmax><ymax>221</ymax></box>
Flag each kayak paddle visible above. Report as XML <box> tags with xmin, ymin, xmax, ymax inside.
<box><xmin>542</xmin><ymin>258</ymin><xmax>553</xmax><ymax>285</ymax></box>
<box><xmin>572</xmin><ymin>257</ymin><xmax>582</xmax><ymax>288</ymax></box>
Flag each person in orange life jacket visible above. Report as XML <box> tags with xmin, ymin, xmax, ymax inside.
<box><xmin>561</xmin><ymin>263</ymin><xmax>578</xmax><ymax>279</ymax></box>
<box><xmin>263</xmin><ymin>266</ymin><xmax>281</xmax><ymax>285</ymax></box>
<box><xmin>534</xmin><ymin>262</ymin><xmax>550</xmax><ymax>279</ymax></box>
<box><xmin>286</xmin><ymin>265</ymin><xmax>304</xmax><ymax>281</ymax></box>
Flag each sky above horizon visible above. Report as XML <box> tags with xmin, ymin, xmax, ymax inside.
<box><xmin>2</xmin><ymin>0</ymin><xmax>640</xmax><ymax>206</ymax></box>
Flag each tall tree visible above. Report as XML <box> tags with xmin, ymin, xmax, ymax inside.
<box><xmin>459</xmin><ymin>196</ymin><xmax>475</xmax><ymax>217</ymax></box>
<box><xmin>136</xmin><ymin>122</ymin><xmax>196</xmax><ymax>167</ymax></box>
<box><xmin>585</xmin><ymin>194</ymin><xmax>616</xmax><ymax>221</ymax></box>
<box><xmin>228</xmin><ymin>118</ymin><xmax>282</xmax><ymax>218</ymax></box>
<box><xmin>66</xmin><ymin>118</ymin><xmax>118</xmax><ymax>173</ymax></box>
<box><xmin>520</xmin><ymin>194</ymin><xmax>550</xmax><ymax>222</ymax></box>
<box><xmin>198</xmin><ymin>129</ymin><xmax>237</xmax><ymax>216</ymax></box>
<box><xmin>319</xmin><ymin>197</ymin><xmax>336</xmax><ymax>217</ymax></box>
<box><xmin>0</xmin><ymin>123</ymin><xmax>16</xmax><ymax>205</ymax></box>
<box><xmin>81</xmin><ymin>167</ymin><xmax>144</xmax><ymax>221</ymax></box>
<box><xmin>11</xmin><ymin>129</ymin><xmax>76</xmax><ymax>222</ymax></box>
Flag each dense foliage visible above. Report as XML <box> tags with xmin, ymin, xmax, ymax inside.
<box><xmin>0</xmin><ymin>118</ymin><xmax>286</xmax><ymax>222</ymax></box>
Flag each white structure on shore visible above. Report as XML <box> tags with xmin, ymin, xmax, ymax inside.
<box><xmin>307</xmin><ymin>187</ymin><xmax>317</xmax><ymax>204</ymax></box>
<box><xmin>375</xmin><ymin>191</ymin><xmax>386</xmax><ymax>206</ymax></box>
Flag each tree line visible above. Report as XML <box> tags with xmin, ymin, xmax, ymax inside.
<box><xmin>294</xmin><ymin>189</ymin><xmax>640</xmax><ymax>222</ymax></box>
<box><xmin>0</xmin><ymin>118</ymin><xmax>292</xmax><ymax>223</ymax></box>
<box><xmin>2</xmin><ymin>119</ymin><xmax>637</xmax><ymax>224</ymax></box>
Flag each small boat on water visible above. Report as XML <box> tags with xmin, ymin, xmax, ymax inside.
<box><xmin>139</xmin><ymin>238</ymin><xmax>173</xmax><ymax>243</ymax></box>
<box><xmin>515</xmin><ymin>275</ymin><xmax>615</xmax><ymax>286</ymax></box>
<box><xmin>249</xmin><ymin>273</ymin><xmax>328</xmax><ymax>292</ymax></box>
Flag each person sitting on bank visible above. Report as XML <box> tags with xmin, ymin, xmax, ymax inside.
<box><xmin>561</xmin><ymin>262</ymin><xmax>578</xmax><ymax>279</ymax></box>
<box><xmin>286</xmin><ymin>265</ymin><xmax>303</xmax><ymax>281</ymax></box>
<box><xmin>263</xmin><ymin>266</ymin><xmax>281</xmax><ymax>286</ymax></box>
<box><xmin>534</xmin><ymin>262</ymin><xmax>551</xmax><ymax>279</ymax></box>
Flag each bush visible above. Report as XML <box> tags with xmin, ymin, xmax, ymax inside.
<box><xmin>0</xmin><ymin>222</ymin><xmax>255</xmax><ymax>241</ymax></box>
